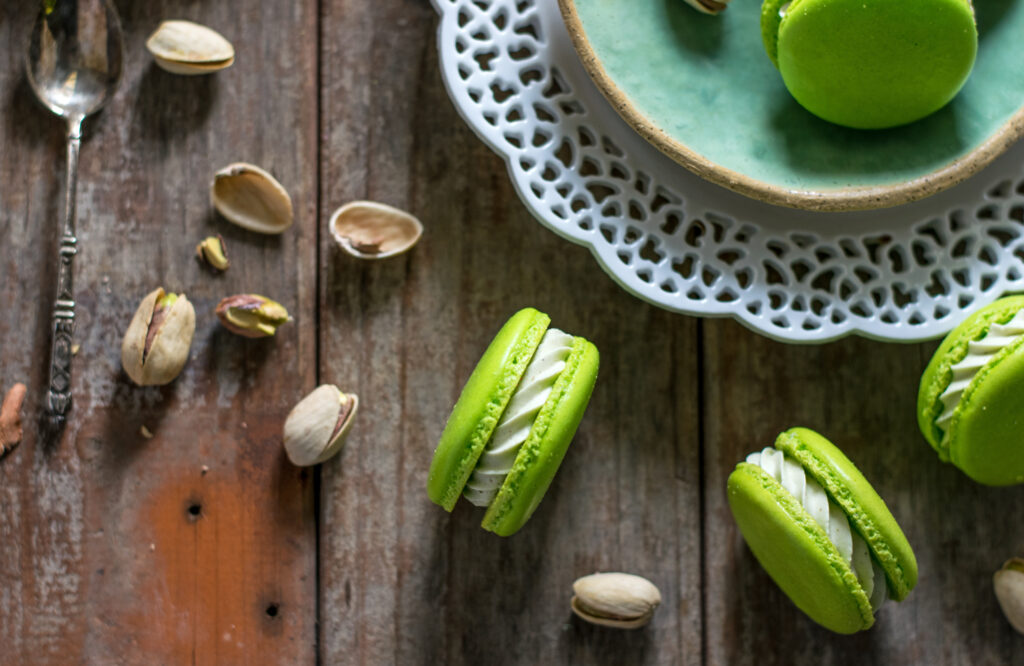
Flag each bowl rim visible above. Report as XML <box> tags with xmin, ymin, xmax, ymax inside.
<box><xmin>557</xmin><ymin>0</ymin><xmax>1024</xmax><ymax>212</ymax></box>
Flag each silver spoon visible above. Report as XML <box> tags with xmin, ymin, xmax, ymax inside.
<box><xmin>25</xmin><ymin>0</ymin><xmax>124</xmax><ymax>425</ymax></box>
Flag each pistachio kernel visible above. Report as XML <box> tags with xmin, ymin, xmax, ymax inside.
<box><xmin>196</xmin><ymin>235</ymin><xmax>230</xmax><ymax>271</ymax></box>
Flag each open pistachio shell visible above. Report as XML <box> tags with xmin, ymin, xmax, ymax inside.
<box><xmin>571</xmin><ymin>572</ymin><xmax>662</xmax><ymax>629</ymax></box>
<box><xmin>995</xmin><ymin>558</ymin><xmax>1024</xmax><ymax>634</ymax></box>
<box><xmin>283</xmin><ymin>385</ymin><xmax>359</xmax><ymax>466</ymax></box>
<box><xmin>121</xmin><ymin>288</ymin><xmax>196</xmax><ymax>386</ymax></box>
<box><xmin>146</xmin><ymin>20</ymin><xmax>235</xmax><ymax>75</ymax></box>
<box><xmin>211</xmin><ymin>163</ymin><xmax>294</xmax><ymax>234</ymax></box>
<box><xmin>329</xmin><ymin>201</ymin><xmax>423</xmax><ymax>259</ymax></box>
<box><xmin>681</xmin><ymin>0</ymin><xmax>729</xmax><ymax>15</ymax></box>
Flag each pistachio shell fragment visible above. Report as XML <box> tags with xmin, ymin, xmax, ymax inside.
<box><xmin>196</xmin><ymin>234</ymin><xmax>230</xmax><ymax>271</ymax></box>
<box><xmin>995</xmin><ymin>558</ymin><xmax>1024</xmax><ymax>634</ymax></box>
<box><xmin>146</xmin><ymin>20</ymin><xmax>235</xmax><ymax>75</ymax></box>
<box><xmin>681</xmin><ymin>0</ymin><xmax>729</xmax><ymax>14</ymax></box>
<box><xmin>329</xmin><ymin>201</ymin><xmax>423</xmax><ymax>259</ymax></box>
<box><xmin>571</xmin><ymin>572</ymin><xmax>662</xmax><ymax>629</ymax></box>
<box><xmin>215</xmin><ymin>294</ymin><xmax>291</xmax><ymax>338</ymax></box>
<box><xmin>211</xmin><ymin>163</ymin><xmax>294</xmax><ymax>234</ymax></box>
<box><xmin>283</xmin><ymin>385</ymin><xmax>359</xmax><ymax>466</ymax></box>
<box><xmin>121</xmin><ymin>288</ymin><xmax>196</xmax><ymax>386</ymax></box>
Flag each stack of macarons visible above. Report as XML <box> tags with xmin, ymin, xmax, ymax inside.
<box><xmin>427</xmin><ymin>308</ymin><xmax>599</xmax><ymax>536</ymax></box>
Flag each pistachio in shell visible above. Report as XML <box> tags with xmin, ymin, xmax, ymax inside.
<box><xmin>211</xmin><ymin>163</ymin><xmax>294</xmax><ymax>234</ymax></box>
<box><xmin>121</xmin><ymin>288</ymin><xmax>196</xmax><ymax>386</ymax></box>
<box><xmin>283</xmin><ymin>385</ymin><xmax>359</xmax><ymax>466</ymax></box>
<box><xmin>571</xmin><ymin>572</ymin><xmax>662</xmax><ymax>629</ymax></box>
<box><xmin>995</xmin><ymin>558</ymin><xmax>1024</xmax><ymax>634</ymax></box>
<box><xmin>146</xmin><ymin>20</ymin><xmax>235</xmax><ymax>75</ymax></box>
<box><xmin>329</xmin><ymin>201</ymin><xmax>423</xmax><ymax>259</ymax></box>
<box><xmin>215</xmin><ymin>294</ymin><xmax>291</xmax><ymax>338</ymax></box>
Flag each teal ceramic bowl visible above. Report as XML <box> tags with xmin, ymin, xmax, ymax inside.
<box><xmin>559</xmin><ymin>0</ymin><xmax>1024</xmax><ymax>212</ymax></box>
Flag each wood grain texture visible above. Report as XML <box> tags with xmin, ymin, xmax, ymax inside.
<box><xmin>4</xmin><ymin>0</ymin><xmax>1024</xmax><ymax>664</ymax></box>
<box><xmin>316</xmin><ymin>2</ymin><xmax>701</xmax><ymax>664</ymax></box>
<box><xmin>0</xmin><ymin>1</ymin><xmax>317</xmax><ymax>663</ymax></box>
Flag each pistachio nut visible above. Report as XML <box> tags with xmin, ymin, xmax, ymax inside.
<box><xmin>196</xmin><ymin>234</ymin><xmax>230</xmax><ymax>271</ymax></box>
<box><xmin>146</xmin><ymin>20</ymin><xmax>235</xmax><ymax>75</ymax></box>
<box><xmin>283</xmin><ymin>385</ymin><xmax>359</xmax><ymax>466</ymax></box>
<box><xmin>211</xmin><ymin>163</ymin><xmax>294</xmax><ymax>234</ymax></box>
<box><xmin>995</xmin><ymin>558</ymin><xmax>1024</xmax><ymax>634</ymax></box>
<box><xmin>329</xmin><ymin>201</ymin><xmax>423</xmax><ymax>260</ymax></box>
<box><xmin>215</xmin><ymin>294</ymin><xmax>291</xmax><ymax>338</ymax></box>
<box><xmin>121</xmin><ymin>288</ymin><xmax>196</xmax><ymax>386</ymax></box>
<box><xmin>571</xmin><ymin>572</ymin><xmax>662</xmax><ymax>629</ymax></box>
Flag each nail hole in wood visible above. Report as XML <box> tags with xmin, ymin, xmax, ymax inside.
<box><xmin>186</xmin><ymin>502</ymin><xmax>202</xmax><ymax>521</ymax></box>
<box><xmin>266</xmin><ymin>603</ymin><xmax>280</xmax><ymax>618</ymax></box>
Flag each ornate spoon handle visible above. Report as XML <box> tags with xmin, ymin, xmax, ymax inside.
<box><xmin>47</xmin><ymin>116</ymin><xmax>83</xmax><ymax>424</ymax></box>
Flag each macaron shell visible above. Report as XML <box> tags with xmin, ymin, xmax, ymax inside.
<box><xmin>775</xmin><ymin>0</ymin><xmax>977</xmax><ymax>128</ymax></box>
<box><xmin>760</xmin><ymin>0</ymin><xmax>801</xmax><ymax>66</ymax></box>
<box><xmin>426</xmin><ymin>308</ymin><xmax>550</xmax><ymax>511</ymax></box>
<box><xmin>481</xmin><ymin>337</ymin><xmax>599</xmax><ymax>537</ymax></box>
<box><xmin>917</xmin><ymin>295</ymin><xmax>1024</xmax><ymax>456</ymax></box>
<box><xmin>728</xmin><ymin>463</ymin><xmax>873</xmax><ymax>634</ymax></box>
<box><xmin>776</xmin><ymin>428</ymin><xmax>918</xmax><ymax>600</ymax></box>
<box><xmin>948</xmin><ymin>338</ymin><xmax>1024</xmax><ymax>486</ymax></box>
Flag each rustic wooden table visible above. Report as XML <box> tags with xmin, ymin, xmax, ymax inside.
<box><xmin>1</xmin><ymin>1</ymin><xmax>1022</xmax><ymax>664</ymax></box>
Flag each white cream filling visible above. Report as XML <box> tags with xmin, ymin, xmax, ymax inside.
<box><xmin>463</xmin><ymin>328</ymin><xmax>575</xmax><ymax>507</ymax></box>
<box><xmin>747</xmin><ymin>448</ymin><xmax>887</xmax><ymax>611</ymax></box>
<box><xmin>936</xmin><ymin>310</ymin><xmax>1024</xmax><ymax>445</ymax></box>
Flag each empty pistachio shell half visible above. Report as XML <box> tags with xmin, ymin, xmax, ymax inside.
<box><xmin>196</xmin><ymin>234</ymin><xmax>229</xmax><ymax>271</ymax></box>
<box><xmin>995</xmin><ymin>558</ymin><xmax>1024</xmax><ymax>634</ymax></box>
<box><xmin>146</xmin><ymin>20</ymin><xmax>235</xmax><ymax>75</ymax></box>
<box><xmin>681</xmin><ymin>0</ymin><xmax>729</xmax><ymax>14</ymax></box>
<box><xmin>215</xmin><ymin>294</ymin><xmax>291</xmax><ymax>338</ymax></box>
<box><xmin>571</xmin><ymin>572</ymin><xmax>662</xmax><ymax>629</ymax></box>
<box><xmin>121</xmin><ymin>288</ymin><xmax>196</xmax><ymax>386</ymax></box>
<box><xmin>329</xmin><ymin>201</ymin><xmax>423</xmax><ymax>259</ymax></box>
<box><xmin>283</xmin><ymin>385</ymin><xmax>359</xmax><ymax>466</ymax></box>
<box><xmin>211</xmin><ymin>163</ymin><xmax>294</xmax><ymax>234</ymax></box>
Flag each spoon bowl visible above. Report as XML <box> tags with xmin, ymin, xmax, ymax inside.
<box><xmin>26</xmin><ymin>0</ymin><xmax>123</xmax><ymax>122</ymax></box>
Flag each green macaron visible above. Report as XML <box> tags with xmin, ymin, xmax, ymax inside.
<box><xmin>427</xmin><ymin>308</ymin><xmax>599</xmax><ymax>536</ymax></box>
<box><xmin>761</xmin><ymin>0</ymin><xmax>978</xmax><ymax>129</ymax></box>
<box><xmin>917</xmin><ymin>295</ymin><xmax>1024</xmax><ymax>486</ymax></box>
<box><xmin>727</xmin><ymin>428</ymin><xmax>917</xmax><ymax>633</ymax></box>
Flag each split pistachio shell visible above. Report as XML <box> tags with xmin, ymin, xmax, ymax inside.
<box><xmin>215</xmin><ymin>294</ymin><xmax>291</xmax><ymax>338</ymax></box>
<box><xmin>681</xmin><ymin>0</ymin><xmax>729</xmax><ymax>14</ymax></box>
<box><xmin>211</xmin><ymin>163</ymin><xmax>294</xmax><ymax>234</ymax></box>
<box><xmin>146</xmin><ymin>21</ymin><xmax>235</xmax><ymax>75</ymax></box>
<box><xmin>329</xmin><ymin>201</ymin><xmax>423</xmax><ymax>259</ymax></box>
<box><xmin>995</xmin><ymin>558</ymin><xmax>1024</xmax><ymax>634</ymax></box>
<box><xmin>283</xmin><ymin>385</ymin><xmax>359</xmax><ymax>466</ymax></box>
<box><xmin>571</xmin><ymin>573</ymin><xmax>662</xmax><ymax>629</ymax></box>
<box><xmin>121</xmin><ymin>288</ymin><xmax>196</xmax><ymax>386</ymax></box>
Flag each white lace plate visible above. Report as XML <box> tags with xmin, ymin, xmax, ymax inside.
<box><xmin>432</xmin><ymin>0</ymin><xmax>1024</xmax><ymax>343</ymax></box>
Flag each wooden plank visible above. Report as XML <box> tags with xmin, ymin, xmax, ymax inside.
<box><xmin>702</xmin><ymin>318</ymin><xmax>1024</xmax><ymax>664</ymax></box>
<box><xmin>0</xmin><ymin>1</ymin><xmax>318</xmax><ymax>663</ymax></box>
<box><xmin>316</xmin><ymin>2</ymin><xmax>702</xmax><ymax>664</ymax></box>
